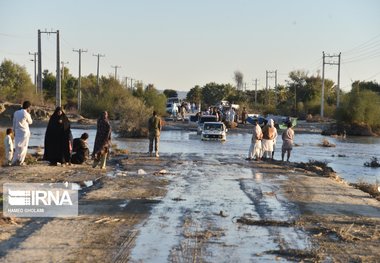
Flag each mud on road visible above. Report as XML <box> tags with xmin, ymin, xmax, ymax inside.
<box><xmin>1</xmin><ymin>153</ymin><xmax>380</xmax><ymax>262</ymax></box>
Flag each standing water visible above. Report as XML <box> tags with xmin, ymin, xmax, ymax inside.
<box><xmin>28</xmin><ymin>127</ymin><xmax>380</xmax><ymax>184</ymax></box>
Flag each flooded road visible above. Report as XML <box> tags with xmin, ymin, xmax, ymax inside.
<box><xmin>128</xmin><ymin>154</ymin><xmax>312</xmax><ymax>262</ymax></box>
<box><xmin>28</xmin><ymin>127</ymin><xmax>380</xmax><ymax>184</ymax></box>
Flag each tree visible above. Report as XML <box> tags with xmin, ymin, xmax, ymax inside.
<box><xmin>42</xmin><ymin>70</ymin><xmax>56</xmax><ymax>105</ymax></box>
<box><xmin>336</xmin><ymin>85</ymin><xmax>380</xmax><ymax>128</ymax></box>
<box><xmin>351</xmin><ymin>80</ymin><xmax>380</xmax><ymax>94</ymax></box>
<box><xmin>286</xmin><ymin>70</ymin><xmax>336</xmax><ymax>117</ymax></box>
<box><xmin>0</xmin><ymin>59</ymin><xmax>37</xmax><ymax>103</ymax></box>
<box><xmin>186</xmin><ymin>85</ymin><xmax>202</xmax><ymax>104</ymax></box>
<box><xmin>143</xmin><ymin>85</ymin><xmax>166</xmax><ymax>115</ymax></box>
<box><xmin>201</xmin><ymin>82</ymin><xmax>228</xmax><ymax>107</ymax></box>
<box><xmin>163</xmin><ymin>89</ymin><xmax>178</xmax><ymax>98</ymax></box>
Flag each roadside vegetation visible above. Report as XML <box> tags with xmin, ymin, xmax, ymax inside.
<box><xmin>1</xmin><ymin>59</ymin><xmax>380</xmax><ymax>136</ymax></box>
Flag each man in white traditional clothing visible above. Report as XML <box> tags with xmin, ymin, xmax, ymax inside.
<box><xmin>12</xmin><ymin>101</ymin><xmax>33</xmax><ymax>166</ymax></box>
<box><xmin>261</xmin><ymin>119</ymin><xmax>276</xmax><ymax>160</ymax></box>
<box><xmin>247</xmin><ymin>120</ymin><xmax>263</xmax><ymax>160</ymax></box>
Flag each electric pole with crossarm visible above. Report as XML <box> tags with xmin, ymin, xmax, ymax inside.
<box><xmin>73</xmin><ymin>48</ymin><xmax>87</xmax><ymax>112</ymax></box>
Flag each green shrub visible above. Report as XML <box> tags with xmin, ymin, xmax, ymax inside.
<box><xmin>336</xmin><ymin>90</ymin><xmax>380</xmax><ymax>128</ymax></box>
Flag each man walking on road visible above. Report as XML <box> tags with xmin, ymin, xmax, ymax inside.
<box><xmin>148</xmin><ymin>110</ymin><xmax>162</xmax><ymax>157</ymax></box>
<box><xmin>12</xmin><ymin>101</ymin><xmax>33</xmax><ymax>166</ymax></box>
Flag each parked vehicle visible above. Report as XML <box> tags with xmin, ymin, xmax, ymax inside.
<box><xmin>246</xmin><ymin>114</ymin><xmax>297</xmax><ymax>130</ymax></box>
<box><xmin>166</xmin><ymin>97</ymin><xmax>181</xmax><ymax>114</ymax></box>
<box><xmin>197</xmin><ymin>115</ymin><xmax>218</xmax><ymax>134</ymax></box>
<box><xmin>201</xmin><ymin>122</ymin><xmax>227</xmax><ymax>141</ymax></box>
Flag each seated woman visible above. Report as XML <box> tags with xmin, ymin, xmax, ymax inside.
<box><xmin>71</xmin><ymin>133</ymin><xmax>90</xmax><ymax>164</ymax></box>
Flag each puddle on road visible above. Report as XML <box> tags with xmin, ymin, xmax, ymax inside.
<box><xmin>129</xmin><ymin>154</ymin><xmax>312</xmax><ymax>262</ymax></box>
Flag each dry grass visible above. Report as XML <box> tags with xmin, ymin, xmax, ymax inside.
<box><xmin>351</xmin><ymin>181</ymin><xmax>380</xmax><ymax>201</ymax></box>
<box><xmin>320</xmin><ymin>138</ymin><xmax>336</xmax><ymax>147</ymax></box>
<box><xmin>295</xmin><ymin>160</ymin><xmax>336</xmax><ymax>177</ymax></box>
<box><xmin>266</xmin><ymin>248</ymin><xmax>321</xmax><ymax>262</ymax></box>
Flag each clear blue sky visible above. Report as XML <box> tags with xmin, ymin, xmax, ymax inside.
<box><xmin>1</xmin><ymin>0</ymin><xmax>379</xmax><ymax>92</ymax></box>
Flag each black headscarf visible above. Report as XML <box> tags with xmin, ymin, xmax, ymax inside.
<box><xmin>43</xmin><ymin>107</ymin><xmax>72</xmax><ymax>163</ymax></box>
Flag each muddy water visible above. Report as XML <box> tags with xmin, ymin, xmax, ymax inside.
<box><xmin>28</xmin><ymin>127</ymin><xmax>380</xmax><ymax>184</ymax></box>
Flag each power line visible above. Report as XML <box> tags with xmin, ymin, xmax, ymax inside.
<box><xmin>342</xmin><ymin>33</ymin><xmax>380</xmax><ymax>54</ymax></box>
<box><xmin>343</xmin><ymin>50</ymin><xmax>380</xmax><ymax>64</ymax></box>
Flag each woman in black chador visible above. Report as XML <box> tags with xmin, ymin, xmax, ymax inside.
<box><xmin>43</xmin><ymin>107</ymin><xmax>72</xmax><ymax>165</ymax></box>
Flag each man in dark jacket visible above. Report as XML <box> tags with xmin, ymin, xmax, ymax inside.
<box><xmin>148</xmin><ymin>111</ymin><xmax>161</xmax><ymax>157</ymax></box>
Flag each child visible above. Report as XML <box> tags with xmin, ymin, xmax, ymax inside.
<box><xmin>4</xmin><ymin>128</ymin><xmax>14</xmax><ymax>166</ymax></box>
<box><xmin>71</xmin><ymin>133</ymin><xmax>90</xmax><ymax>164</ymax></box>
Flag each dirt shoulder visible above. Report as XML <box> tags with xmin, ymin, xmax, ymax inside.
<box><xmin>0</xmin><ymin>154</ymin><xmax>379</xmax><ymax>262</ymax></box>
<box><xmin>281</xmin><ymin>162</ymin><xmax>380</xmax><ymax>262</ymax></box>
<box><xmin>0</xmin><ymin>155</ymin><xmax>170</xmax><ymax>262</ymax></box>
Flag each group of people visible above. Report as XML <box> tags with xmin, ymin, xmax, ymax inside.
<box><xmin>4</xmin><ymin>101</ymin><xmax>112</xmax><ymax>169</ymax></box>
<box><xmin>43</xmin><ymin>108</ymin><xmax>112</xmax><ymax>169</ymax></box>
<box><xmin>4</xmin><ymin>101</ymin><xmax>293</xmax><ymax>168</ymax></box>
<box><xmin>247</xmin><ymin>118</ymin><xmax>294</xmax><ymax>162</ymax></box>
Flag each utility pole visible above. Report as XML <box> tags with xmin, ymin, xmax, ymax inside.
<box><xmin>253</xmin><ymin>78</ymin><xmax>258</xmax><ymax>106</ymax></box>
<box><xmin>37</xmin><ymin>30</ymin><xmax>42</xmax><ymax>94</ymax></box>
<box><xmin>321</xmin><ymin>52</ymin><xmax>325</xmax><ymax>117</ymax></box>
<box><xmin>29</xmin><ymin>52</ymin><xmax>38</xmax><ymax>93</ymax></box>
<box><xmin>321</xmin><ymin>51</ymin><xmax>341</xmax><ymax>117</ymax></box>
<box><xmin>125</xmin><ymin>77</ymin><xmax>129</xmax><ymax>89</ymax></box>
<box><xmin>73</xmin><ymin>48</ymin><xmax>88</xmax><ymax>113</ymax></box>
<box><xmin>275</xmin><ymin>70</ymin><xmax>278</xmax><ymax>104</ymax></box>
<box><xmin>337</xmin><ymin>52</ymin><xmax>341</xmax><ymax>107</ymax></box>
<box><xmin>130</xmin><ymin>78</ymin><xmax>134</xmax><ymax>91</ymax></box>
<box><xmin>111</xmin><ymin>65</ymin><xmax>121</xmax><ymax>80</ymax></box>
<box><xmin>61</xmin><ymin>61</ymin><xmax>69</xmax><ymax>80</ymax></box>
<box><xmin>56</xmin><ymin>30</ymin><xmax>61</xmax><ymax>107</ymax></box>
<box><xmin>93</xmin><ymin>53</ymin><xmax>105</xmax><ymax>86</ymax></box>
<box><xmin>266</xmin><ymin>70</ymin><xmax>277</xmax><ymax>105</ymax></box>
<box><xmin>37</xmin><ymin>29</ymin><xmax>61</xmax><ymax>107</ymax></box>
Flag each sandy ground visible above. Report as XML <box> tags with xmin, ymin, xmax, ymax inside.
<box><xmin>0</xmin><ymin>149</ymin><xmax>379</xmax><ymax>262</ymax></box>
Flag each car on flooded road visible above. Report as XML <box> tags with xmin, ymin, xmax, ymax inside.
<box><xmin>201</xmin><ymin>122</ymin><xmax>227</xmax><ymax>141</ymax></box>
<box><xmin>197</xmin><ymin>115</ymin><xmax>218</xmax><ymax>135</ymax></box>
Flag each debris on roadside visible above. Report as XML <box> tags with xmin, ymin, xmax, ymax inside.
<box><xmin>364</xmin><ymin>157</ymin><xmax>380</xmax><ymax>168</ymax></box>
<box><xmin>320</xmin><ymin>139</ymin><xmax>336</xmax><ymax>147</ymax></box>
<box><xmin>172</xmin><ymin>197</ymin><xmax>186</xmax><ymax>201</ymax></box>
<box><xmin>94</xmin><ymin>217</ymin><xmax>124</xmax><ymax>224</ymax></box>
<box><xmin>216</xmin><ymin>210</ymin><xmax>228</xmax><ymax>217</ymax></box>
<box><xmin>236</xmin><ymin>216</ymin><xmax>295</xmax><ymax>227</ymax></box>
<box><xmin>137</xmin><ymin>169</ymin><xmax>147</xmax><ymax>175</ymax></box>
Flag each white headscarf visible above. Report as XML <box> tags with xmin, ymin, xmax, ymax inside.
<box><xmin>268</xmin><ymin>119</ymin><xmax>274</xmax><ymax>127</ymax></box>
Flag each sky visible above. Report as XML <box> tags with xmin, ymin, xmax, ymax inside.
<box><xmin>1</xmin><ymin>0</ymin><xmax>380</xmax><ymax>93</ymax></box>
